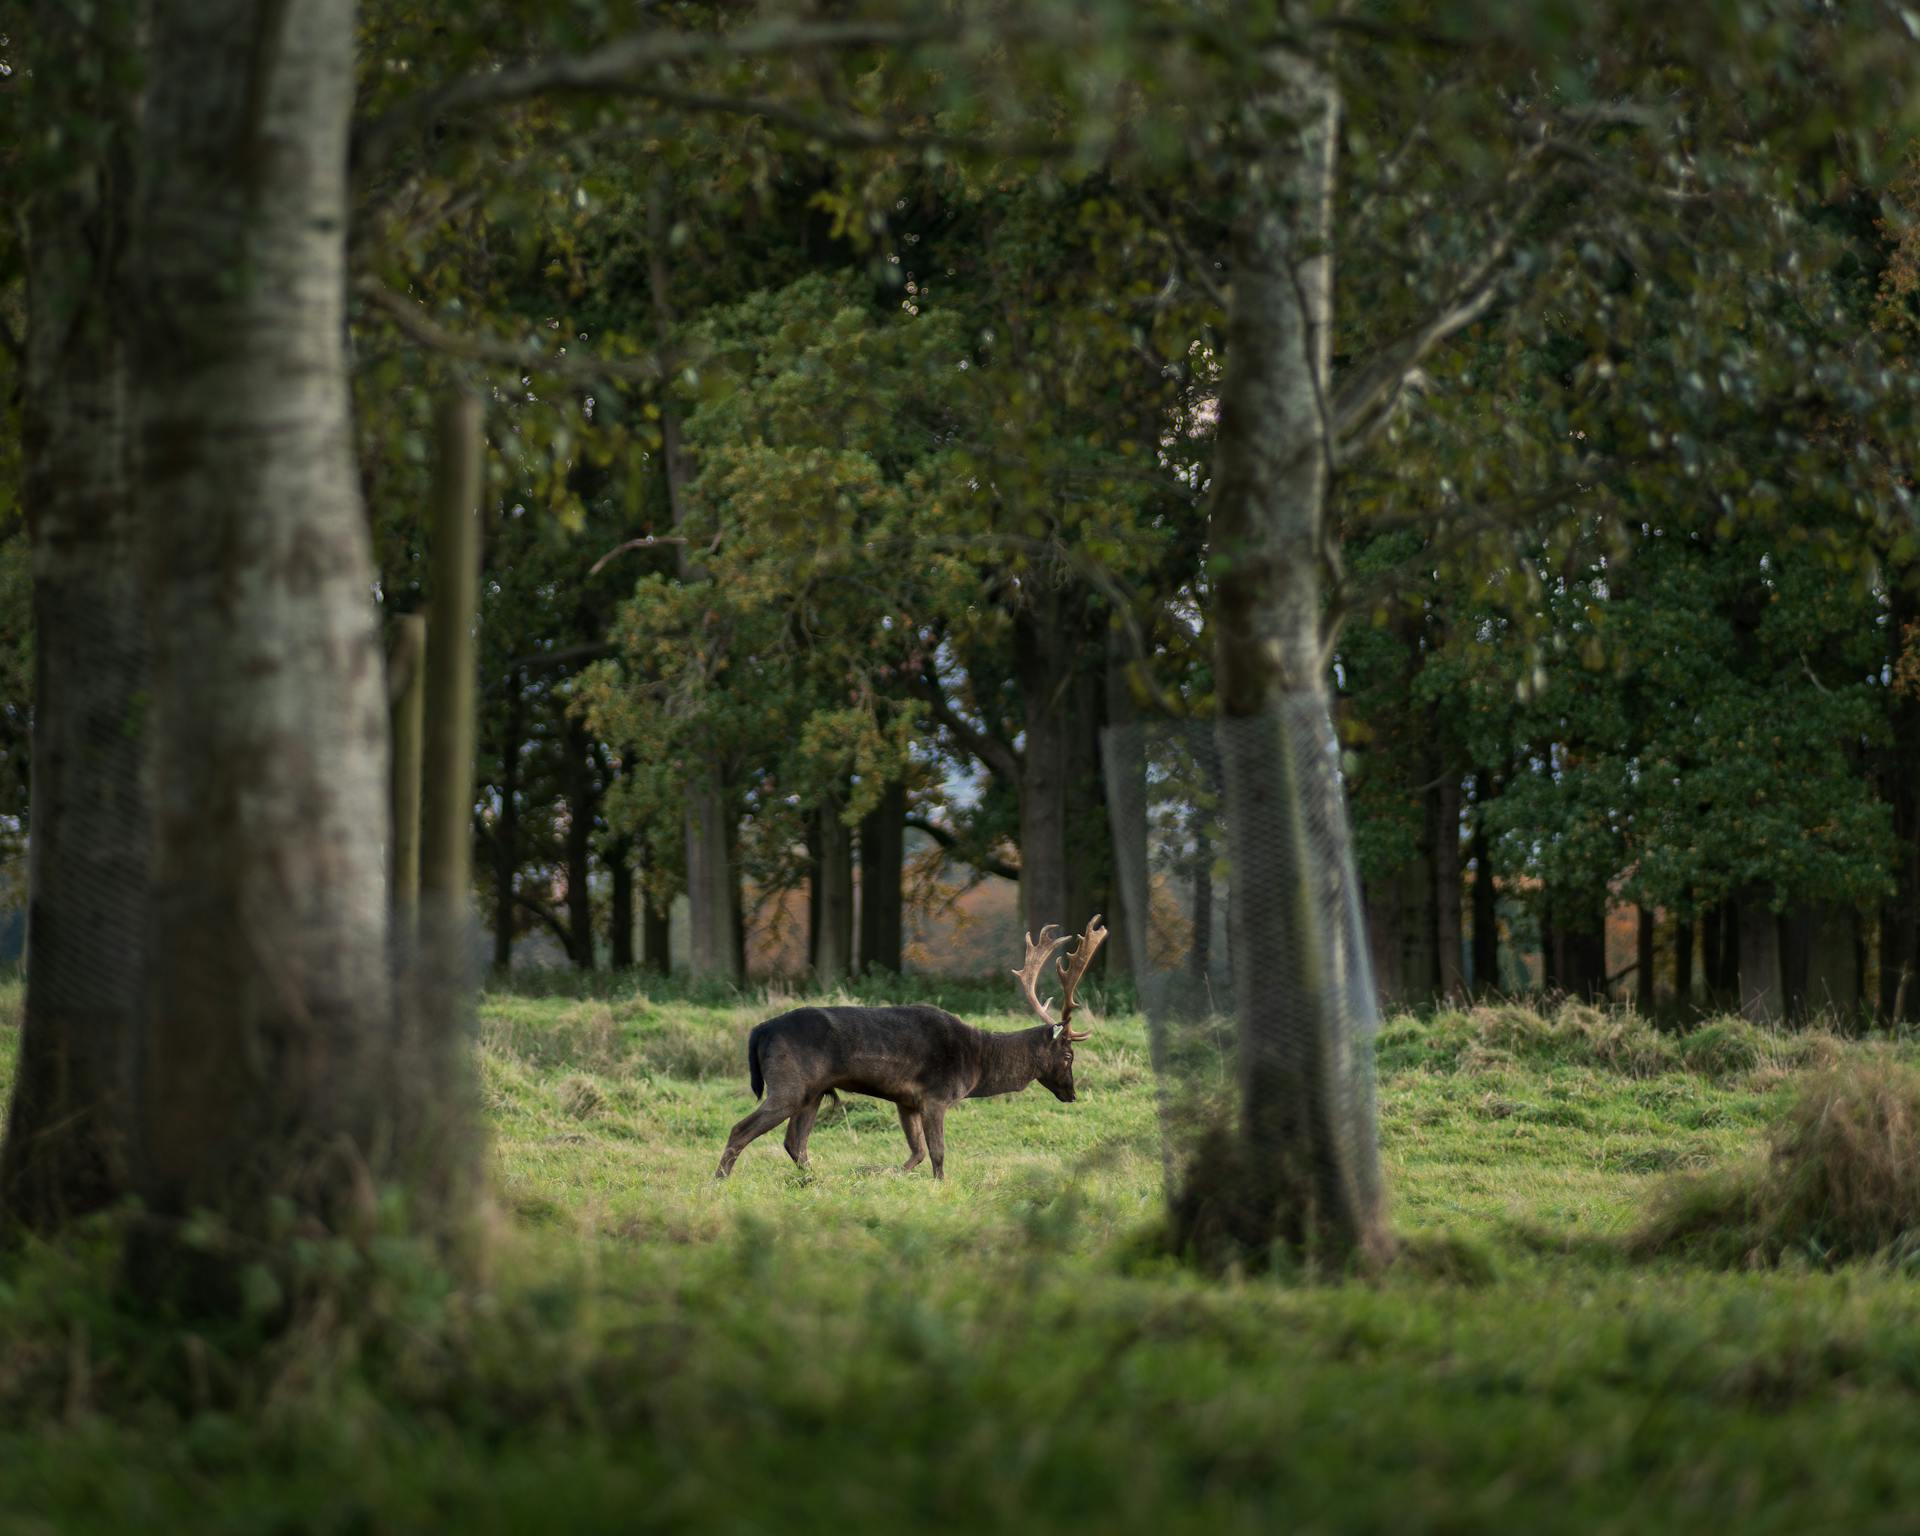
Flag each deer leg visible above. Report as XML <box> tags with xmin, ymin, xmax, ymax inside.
<box><xmin>922</xmin><ymin>1103</ymin><xmax>948</xmax><ymax>1181</ymax></box>
<box><xmin>897</xmin><ymin>1104</ymin><xmax>927</xmax><ymax>1172</ymax></box>
<box><xmin>716</xmin><ymin>1099</ymin><xmax>796</xmax><ymax>1178</ymax></box>
<box><xmin>783</xmin><ymin>1095</ymin><xmax>822</xmax><ymax>1167</ymax></box>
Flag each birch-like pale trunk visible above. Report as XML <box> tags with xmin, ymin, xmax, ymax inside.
<box><xmin>1203</xmin><ymin>53</ymin><xmax>1388</xmax><ymax>1263</ymax></box>
<box><xmin>129</xmin><ymin>0</ymin><xmax>469</xmax><ymax>1255</ymax></box>
<box><xmin>0</xmin><ymin>77</ymin><xmax>148</xmax><ymax>1232</ymax></box>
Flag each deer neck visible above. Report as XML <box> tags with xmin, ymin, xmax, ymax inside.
<box><xmin>970</xmin><ymin>1025</ymin><xmax>1052</xmax><ymax>1098</ymax></box>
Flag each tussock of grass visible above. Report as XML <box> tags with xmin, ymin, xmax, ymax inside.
<box><xmin>1378</xmin><ymin>999</ymin><xmax>1844</xmax><ymax>1086</ymax></box>
<box><xmin>1379</xmin><ymin>998</ymin><xmax>1675</xmax><ymax>1077</ymax></box>
<box><xmin>1637</xmin><ymin>1052</ymin><xmax>1920</xmax><ymax>1267</ymax></box>
<box><xmin>1677</xmin><ymin>1017</ymin><xmax>1844</xmax><ymax>1082</ymax></box>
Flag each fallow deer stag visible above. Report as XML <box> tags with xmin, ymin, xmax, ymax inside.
<box><xmin>714</xmin><ymin>916</ymin><xmax>1108</xmax><ymax>1180</ymax></box>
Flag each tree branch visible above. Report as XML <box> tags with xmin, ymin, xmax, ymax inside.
<box><xmin>356</xmin><ymin>278</ymin><xmax>668</xmax><ymax>388</ymax></box>
<box><xmin>588</xmin><ymin>534</ymin><xmax>693</xmax><ymax>577</ymax></box>
<box><xmin>513</xmin><ymin>889</ymin><xmax>578</xmax><ymax>953</ymax></box>
<box><xmin>354</xmin><ymin>17</ymin><xmax>974</xmax><ymax>172</ymax></box>
<box><xmin>905</xmin><ymin>816</ymin><xmax>1020</xmax><ymax>882</ymax></box>
<box><xmin>1331</xmin><ymin>178</ymin><xmax>1552</xmax><ymax>456</ymax></box>
<box><xmin>910</xmin><ymin>667</ymin><xmax>1021</xmax><ymax>784</ymax></box>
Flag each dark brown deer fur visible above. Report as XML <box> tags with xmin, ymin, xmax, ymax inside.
<box><xmin>713</xmin><ymin>1006</ymin><xmax>1079</xmax><ymax>1179</ymax></box>
<box><xmin>714</xmin><ymin>917</ymin><xmax>1106</xmax><ymax>1180</ymax></box>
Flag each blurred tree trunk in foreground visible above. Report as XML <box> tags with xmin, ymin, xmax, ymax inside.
<box><xmin>1196</xmin><ymin>53</ymin><xmax>1389</xmax><ymax>1267</ymax></box>
<box><xmin>129</xmin><ymin>0</ymin><xmax>477</xmax><ymax>1295</ymax></box>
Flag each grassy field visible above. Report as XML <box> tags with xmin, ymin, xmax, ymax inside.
<box><xmin>4</xmin><ymin>978</ymin><xmax>1920</xmax><ymax>1534</ymax></box>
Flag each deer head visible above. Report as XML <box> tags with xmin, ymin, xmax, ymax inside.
<box><xmin>1012</xmin><ymin>915</ymin><xmax>1108</xmax><ymax>1102</ymax></box>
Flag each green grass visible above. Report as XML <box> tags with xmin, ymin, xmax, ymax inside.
<box><xmin>5</xmin><ymin>981</ymin><xmax>1920</xmax><ymax>1533</ymax></box>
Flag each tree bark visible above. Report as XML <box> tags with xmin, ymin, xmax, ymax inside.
<box><xmin>1103</xmin><ymin>628</ymin><xmax>1144</xmax><ymax>983</ymax></box>
<box><xmin>1430</xmin><ymin>765</ymin><xmax>1465</xmax><ymax>1000</ymax></box>
<box><xmin>492</xmin><ymin>672</ymin><xmax>522</xmax><ymax>971</ymax></box>
<box><xmin>1557</xmin><ymin>902</ymin><xmax>1608</xmax><ymax>1002</ymax></box>
<box><xmin>1469</xmin><ymin>815</ymin><xmax>1499</xmax><ymax>994</ymax></box>
<box><xmin>129</xmin><ymin>0</ymin><xmax>474</xmax><ymax>1276</ymax></box>
<box><xmin>685</xmin><ymin>779</ymin><xmax>741</xmax><ymax>981</ymax></box>
<box><xmin>388</xmin><ymin>614</ymin><xmax>427</xmax><ymax>928</ymax></box>
<box><xmin>647</xmin><ymin>172</ymin><xmax>738</xmax><ymax>984</ymax></box>
<box><xmin>1014</xmin><ymin>596</ymin><xmax>1076</xmax><ymax>936</ymax></box>
<box><xmin>813</xmin><ymin>798</ymin><xmax>854</xmax><ymax>983</ymax></box>
<box><xmin>608</xmin><ymin>838</ymin><xmax>635</xmax><ymax>969</ymax></box>
<box><xmin>1674</xmin><ymin>914</ymin><xmax>1695</xmax><ymax>1011</ymax></box>
<box><xmin>1190</xmin><ymin>800</ymin><xmax>1215</xmax><ymax>983</ymax></box>
<box><xmin>1701</xmin><ymin>905</ymin><xmax>1725</xmax><ymax>1003</ymax></box>
<box><xmin>1735</xmin><ymin>890</ymin><xmax>1784</xmax><ymax>1024</ymax></box>
<box><xmin>1197</xmin><ymin>55</ymin><xmax>1386</xmax><ymax>1263</ymax></box>
<box><xmin>0</xmin><ymin>69</ymin><xmax>148</xmax><ymax>1233</ymax></box>
<box><xmin>1538</xmin><ymin>911</ymin><xmax>1560</xmax><ymax>993</ymax></box>
<box><xmin>858</xmin><ymin>782</ymin><xmax>905</xmax><ymax>975</ymax></box>
<box><xmin>642</xmin><ymin>899</ymin><xmax>672</xmax><ymax>977</ymax></box>
<box><xmin>563</xmin><ymin>714</ymin><xmax>596</xmax><ymax>970</ymax></box>
<box><xmin>420</xmin><ymin>396</ymin><xmax>482</xmax><ymax>912</ymax></box>
<box><xmin>1882</xmin><ymin>578</ymin><xmax>1920</xmax><ymax>1020</ymax></box>
<box><xmin>1635</xmin><ymin>904</ymin><xmax>1656</xmax><ymax>1014</ymax></box>
<box><xmin>1783</xmin><ymin>903</ymin><xmax>1860</xmax><ymax>1022</ymax></box>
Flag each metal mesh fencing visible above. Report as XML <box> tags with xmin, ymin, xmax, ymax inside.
<box><xmin>1105</xmin><ymin>698</ymin><xmax>1385</xmax><ymax>1259</ymax></box>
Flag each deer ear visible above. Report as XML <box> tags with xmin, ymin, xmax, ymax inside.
<box><xmin>1051</xmin><ymin>1024</ymin><xmax>1064</xmax><ymax>1039</ymax></box>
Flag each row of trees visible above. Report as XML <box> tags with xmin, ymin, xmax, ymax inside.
<box><xmin>2</xmin><ymin>2</ymin><xmax>1916</xmax><ymax>1273</ymax></box>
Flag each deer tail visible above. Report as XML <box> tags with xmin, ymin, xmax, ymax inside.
<box><xmin>748</xmin><ymin>1029</ymin><xmax>765</xmax><ymax>1100</ymax></box>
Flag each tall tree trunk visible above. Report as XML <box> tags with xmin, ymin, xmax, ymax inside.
<box><xmin>130</xmin><ymin>0</ymin><xmax>474</xmax><ymax>1272</ymax></box>
<box><xmin>1103</xmin><ymin>628</ymin><xmax>1144</xmax><ymax>983</ymax></box>
<box><xmin>0</xmin><ymin>67</ymin><xmax>147</xmax><ymax>1233</ymax></box>
<box><xmin>1538</xmin><ymin>911</ymin><xmax>1559</xmax><ymax>993</ymax></box>
<box><xmin>1701</xmin><ymin>904</ymin><xmax>1725</xmax><ymax>1003</ymax></box>
<box><xmin>1882</xmin><ymin>578</ymin><xmax>1920</xmax><ymax>1020</ymax></box>
<box><xmin>563</xmin><ymin>714</ymin><xmax>595</xmax><ymax>970</ymax></box>
<box><xmin>1430</xmin><ymin>763</ymin><xmax>1465</xmax><ymax>1000</ymax></box>
<box><xmin>1735</xmin><ymin>891</ymin><xmax>1784</xmax><ymax>1024</ymax></box>
<box><xmin>1783</xmin><ymin>903</ymin><xmax>1860</xmax><ymax>1022</ymax></box>
<box><xmin>684</xmin><ymin>781</ymin><xmax>740</xmax><ymax>981</ymax></box>
<box><xmin>806</xmin><ymin>818</ymin><xmax>821</xmax><ymax>972</ymax></box>
<box><xmin>1014</xmin><ymin>597</ymin><xmax>1075</xmax><ymax>935</ymax></box>
<box><xmin>643</xmin><ymin>899</ymin><xmax>672</xmax><ymax>977</ymax></box>
<box><xmin>492</xmin><ymin>672</ymin><xmax>522</xmax><ymax>971</ymax></box>
<box><xmin>1065</xmin><ymin>658</ymin><xmax>1107</xmax><ymax>953</ymax></box>
<box><xmin>813</xmin><ymin>798</ymin><xmax>854</xmax><ymax>983</ymax></box>
<box><xmin>1674</xmin><ymin>913</ymin><xmax>1695</xmax><ymax>1011</ymax></box>
<box><xmin>1197</xmin><ymin>56</ymin><xmax>1386</xmax><ymax>1263</ymax></box>
<box><xmin>648</xmin><ymin>173</ymin><xmax>738</xmax><ymax>984</ymax></box>
<box><xmin>419</xmin><ymin>395</ymin><xmax>482</xmax><ymax>912</ymax></box>
<box><xmin>1720</xmin><ymin>901</ymin><xmax>1742</xmax><ymax>1006</ymax></box>
<box><xmin>858</xmin><ymin>782</ymin><xmax>905</xmax><ymax>975</ymax></box>
<box><xmin>1557</xmin><ymin>901</ymin><xmax>1608</xmax><ymax>1002</ymax></box>
<box><xmin>388</xmin><ymin>614</ymin><xmax>427</xmax><ymax>929</ymax></box>
<box><xmin>1469</xmin><ymin>815</ymin><xmax>1499</xmax><ymax>994</ymax></box>
<box><xmin>608</xmin><ymin>838</ymin><xmax>634</xmax><ymax>970</ymax></box>
<box><xmin>1190</xmin><ymin>801</ymin><xmax>1215</xmax><ymax>983</ymax></box>
<box><xmin>1636</xmin><ymin>905</ymin><xmax>1656</xmax><ymax>1014</ymax></box>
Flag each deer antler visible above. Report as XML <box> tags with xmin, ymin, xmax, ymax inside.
<box><xmin>1013</xmin><ymin>924</ymin><xmax>1070</xmax><ymax>1025</ymax></box>
<box><xmin>1055</xmin><ymin>915</ymin><xmax>1107</xmax><ymax>1040</ymax></box>
<box><xmin>1012</xmin><ymin>916</ymin><xmax>1107</xmax><ymax>1036</ymax></box>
